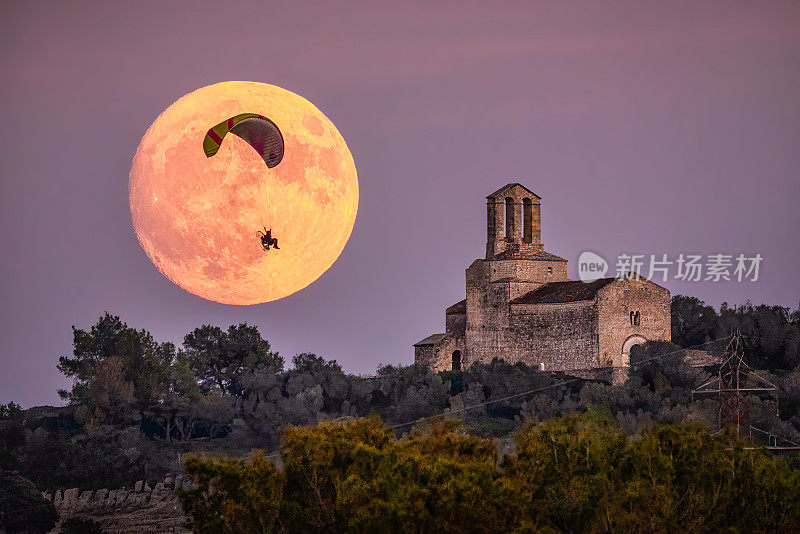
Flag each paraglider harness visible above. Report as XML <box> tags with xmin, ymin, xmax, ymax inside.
<box><xmin>257</xmin><ymin>227</ymin><xmax>279</xmax><ymax>251</ymax></box>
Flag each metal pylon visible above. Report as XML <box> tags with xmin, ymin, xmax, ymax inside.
<box><xmin>691</xmin><ymin>331</ymin><xmax>798</xmax><ymax>449</ymax></box>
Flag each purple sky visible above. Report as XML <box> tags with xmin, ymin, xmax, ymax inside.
<box><xmin>2</xmin><ymin>1</ymin><xmax>799</xmax><ymax>407</ymax></box>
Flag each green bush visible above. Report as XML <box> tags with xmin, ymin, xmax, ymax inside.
<box><xmin>178</xmin><ymin>413</ymin><xmax>800</xmax><ymax>533</ymax></box>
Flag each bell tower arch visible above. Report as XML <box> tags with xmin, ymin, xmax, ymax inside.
<box><xmin>486</xmin><ymin>183</ymin><xmax>542</xmax><ymax>259</ymax></box>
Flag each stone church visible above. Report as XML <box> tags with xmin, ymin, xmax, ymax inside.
<box><xmin>414</xmin><ymin>183</ymin><xmax>671</xmax><ymax>373</ymax></box>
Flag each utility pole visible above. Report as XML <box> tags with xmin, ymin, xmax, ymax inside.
<box><xmin>692</xmin><ymin>330</ymin><xmax>799</xmax><ymax>450</ymax></box>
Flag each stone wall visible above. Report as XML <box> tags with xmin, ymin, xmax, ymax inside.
<box><xmin>43</xmin><ymin>475</ymin><xmax>189</xmax><ymax>533</ymax></box>
<box><xmin>445</xmin><ymin>311</ymin><xmax>466</xmax><ymax>337</ymax></box>
<box><xmin>414</xmin><ymin>343</ymin><xmax>437</xmax><ymax>369</ymax></box>
<box><xmin>427</xmin><ymin>334</ymin><xmax>466</xmax><ymax>372</ymax></box>
<box><xmin>596</xmin><ymin>277</ymin><xmax>672</xmax><ymax>367</ymax></box>
<box><xmin>464</xmin><ymin>257</ymin><xmax>569</xmax><ymax>368</ymax></box>
<box><xmin>508</xmin><ymin>300</ymin><xmax>600</xmax><ymax>370</ymax></box>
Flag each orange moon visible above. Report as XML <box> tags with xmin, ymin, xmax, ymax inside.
<box><xmin>129</xmin><ymin>81</ymin><xmax>358</xmax><ymax>304</ymax></box>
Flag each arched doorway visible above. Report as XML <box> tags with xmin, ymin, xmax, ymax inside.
<box><xmin>621</xmin><ymin>335</ymin><xmax>647</xmax><ymax>367</ymax></box>
<box><xmin>452</xmin><ymin>350</ymin><xmax>462</xmax><ymax>371</ymax></box>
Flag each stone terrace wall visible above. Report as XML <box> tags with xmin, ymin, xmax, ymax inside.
<box><xmin>43</xmin><ymin>475</ymin><xmax>189</xmax><ymax>534</ymax></box>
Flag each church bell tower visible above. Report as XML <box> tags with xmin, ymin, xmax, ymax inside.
<box><xmin>486</xmin><ymin>183</ymin><xmax>542</xmax><ymax>259</ymax></box>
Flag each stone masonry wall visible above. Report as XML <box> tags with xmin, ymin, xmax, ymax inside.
<box><xmin>414</xmin><ymin>344</ymin><xmax>437</xmax><ymax>369</ymax></box>
<box><xmin>42</xmin><ymin>475</ymin><xmax>189</xmax><ymax>533</ymax></box>
<box><xmin>465</xmin><ymin>257</ymin><xmax>570</xmax><ymax>368</ymax></box>
<box><xmin>508</xmin><ymin>300</ymin><xmax>599</xmax><ymax>370</ymax></box>
<box><xmin>596</xmin><ymin>277</ymin><xmax>671</xmax><ymax>367</ymax></box>
<box><xmin>445</xmin><ymin>312</ymin><xmax>466</xmax><ymax>337</ymax></box>
<box><xmin>429</xmin><ymin>335</ymin><xmax>466</xmax><ymax>372</ymax></box>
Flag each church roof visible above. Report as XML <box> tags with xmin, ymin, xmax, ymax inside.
<box><xmin>413</xmin><ymin>333</ymin><xmax>446</xmax><ymax>346</ymax></box>
<box><xmin>492</xmin><ymin>250</ymin><xmax>567</xmax><ymax>261</ymax></box>
<box><xmin>511</xmin><ymin>278</ymin><xmax>617</xmax><ymax>305</ymax></box>
<box><xmin>446</xmin><ymin>299</ymin><xmax>466</xmax><ymax>314</ymax></box>
<box><xmin>487</xmin><ymin>183</ymin><xmax>541</xmax><ymax>199</ymax></box>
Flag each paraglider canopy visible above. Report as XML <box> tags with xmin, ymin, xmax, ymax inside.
<box><xmin>203</xmin><ymin>113</ymin><xmax>284</xmax><ymax>168</ymax></box>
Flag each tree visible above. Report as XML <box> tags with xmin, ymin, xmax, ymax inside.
<box><xmin>144</xmin><ymin>353</ymin><xmax>202</xmax><ymax>442</ymax></box>
<box><xmin>368</xmin><ymin>364</ymin><xmax>450</xmax><ymax>426</ymax></box>
<box><xmin>57</xmin><ymin>313</ymin><xmax>176</xmax><ymax>410</ymax></box>
<box><xmin>178</xmin><ymin>451</ymin><xmax>284</xmax><ymax>533</ymax></box>
<box><xmin>284</xmin><ymin>353</ymin><xmax>349</xmax><ymax>414</ymax></box>
<box><xmin>338</xmin><ymin>419</ymin><xmax>517</xmax><ymax>533</ymax></box>
<box><xmin>0</xmin><ymin>402</ymin><xmax>22</xmax><ymax>421</ymax></box>
<box><xmin>629</xmin><ymin>341</ymin><xmax>706</xmax><ymax>393</ymax></box>
<box><xmin>671</xmin><ymin>295</ymin><xmax>719</xmax><ymax>347</ymax></box>
<box><xmin>177</xmin><ymin>414</ymin><xmax>800</xmax><ymax>533</ymax></box>
<box><xmin>504</xmin><ymin>408</ymin><xmax>629</xmax><ymax>532</ymax></box>
<box><xmin>84</xmin><ymin>356</ymin><xmax>135</xmax><ymax>425</ymax></box>
<box><xmin>0</xmin><ymin>471</ymin><xmax>58</xmax><ymax>534</ymax></box>
<box><xmin>183</xmin><ymin>323</ymin><xmax>283</xmax><ymax>395</ymax></box>
<box><xmin>279</xmin><ymin>416</ymin><xmax>393</xmax><ymax>532</ymax></box>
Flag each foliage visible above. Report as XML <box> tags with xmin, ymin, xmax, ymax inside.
<box><xmin>0</xmin><ymin>471</ymin><xmax>58</xmax><ymax>534</ymax></box>
<box><xmin>57</xmin><ymin>312</ymin><xmax>176</xmax><ymax>421</ymax></box>
<box><xmin>178</xmin><ymin>451</ymin><xmax>284</xmax><ymax>533</ymax></box>
<box><xmin>183</xmin><ymin>323</ymin><xmax>283</xmax><ymax>395</ymax></box>
<box><xmin>179</xmin><ymin>414</ymin><xmax>800</xmax><ymax>533</ymax></box>
<box><xmin>672</xmin><ymin>295</ymin><xmax>800</xmax><ymax>371</ymax></box>
<box><xmin>671</xmin><ymin>295</ymin><xmax>719</xmax><ymax>347</ymax></box>
<box><xmin>7</xmin><ymin>296</ymin><xmax>794</xmax><ymax>497</ymax></box>
<box><xmin>0</xmin><ymin>402</ymin><xmax>23</xmax><ymax>421</ymax></box>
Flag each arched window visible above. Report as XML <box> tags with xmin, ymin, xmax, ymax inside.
<box><xmin>505</xmin><ymin>197</ymin><xmax>514</xmax><ymax>239</ymax></box>
<box><xmin>452</xmin><ymin>350</ymin><xmax>462</xmax><ymax>371</ymax></box>
<box><xmin>522</xmin><ymin>198</ymin><xmax>532</xmax><ymax>243</ymax></box>
<box><xmin>630</xmin><ymin>311</ymin><xmax>640</xmax><ymax>326</ymax></box>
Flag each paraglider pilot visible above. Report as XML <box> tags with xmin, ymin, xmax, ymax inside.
<box><xmin>258</xmin><ymin>227</ymin><xmax>279</xmax><ymax>251</ymax></box>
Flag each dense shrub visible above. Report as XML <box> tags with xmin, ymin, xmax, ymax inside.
<box><xmin>178</xmin><ymin>414</ymin><xmax>800</xmax><ymax>533</ymax></box>
<box><xmin>0</xmin><ymin>471</ymin><xmax>58</xmax><ymax>534</ymax></box>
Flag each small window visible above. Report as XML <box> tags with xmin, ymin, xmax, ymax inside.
<box><xmin>539</xmin><ymin>362</ymin><xmax>546</xmax><ymax>371</ymax></box>
<box><xmin>452</xmin><ymin>350</ymin><xmax>462</xmax><ymax>371</ymax></box>
<box><xmin>547</xmin><ymin>266</ymin><xmax>553</xmax><ymax>275</ymax></box>
<box><xmin>630</xmin><ymin>311</ymin><xmax>640</xmax><ymax>326</ymax></box>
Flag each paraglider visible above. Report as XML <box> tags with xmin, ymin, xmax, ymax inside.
<box><xmin>257</xmin><ymin>227</ymin><xmax>279</xmax><ymax>251</ymax></box>
<box><xmin>204</xmin><ymin>114</ymin><xmax>285</xmax><ymax>253</ymax></box>
<box><xmin>203</xmin><ymin>113</ymin><xmax>284</xmax><ymax>168</ymax></box>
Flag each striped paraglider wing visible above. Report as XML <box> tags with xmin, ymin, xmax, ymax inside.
<box><xmin>203</xmin><ymin>113</ymin><xmax>284</xmax><ymax>168</ymax></box>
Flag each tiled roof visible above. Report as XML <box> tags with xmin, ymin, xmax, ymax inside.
<box><xmin>413</xmin><ymin>333</ymin><xmax>446</xmax><ymax>346</ymax></box>
<box><xmin>492</xmin><ymin>250</ymin><xmax>567</xmax><ymax>261</ymax></box>
<box><xmin>512</xmin><ymin>278</ymin><xmax>616</xmax><ymax>304</ymax></box>
<box><xmin>487</xmin><ymin>183</ymin><xmax>540</xmax><ymax>199</ymax></box>
<box><xmin>446</xmin><ymin>299</ymin><xmax>466</xmax><ymax>314</ymax></box>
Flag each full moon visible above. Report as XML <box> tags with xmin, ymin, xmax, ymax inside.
<box><xmin>129</xmin><ymin>81</ymin><xmax>358</xmax><ymax>304</ymax></box>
